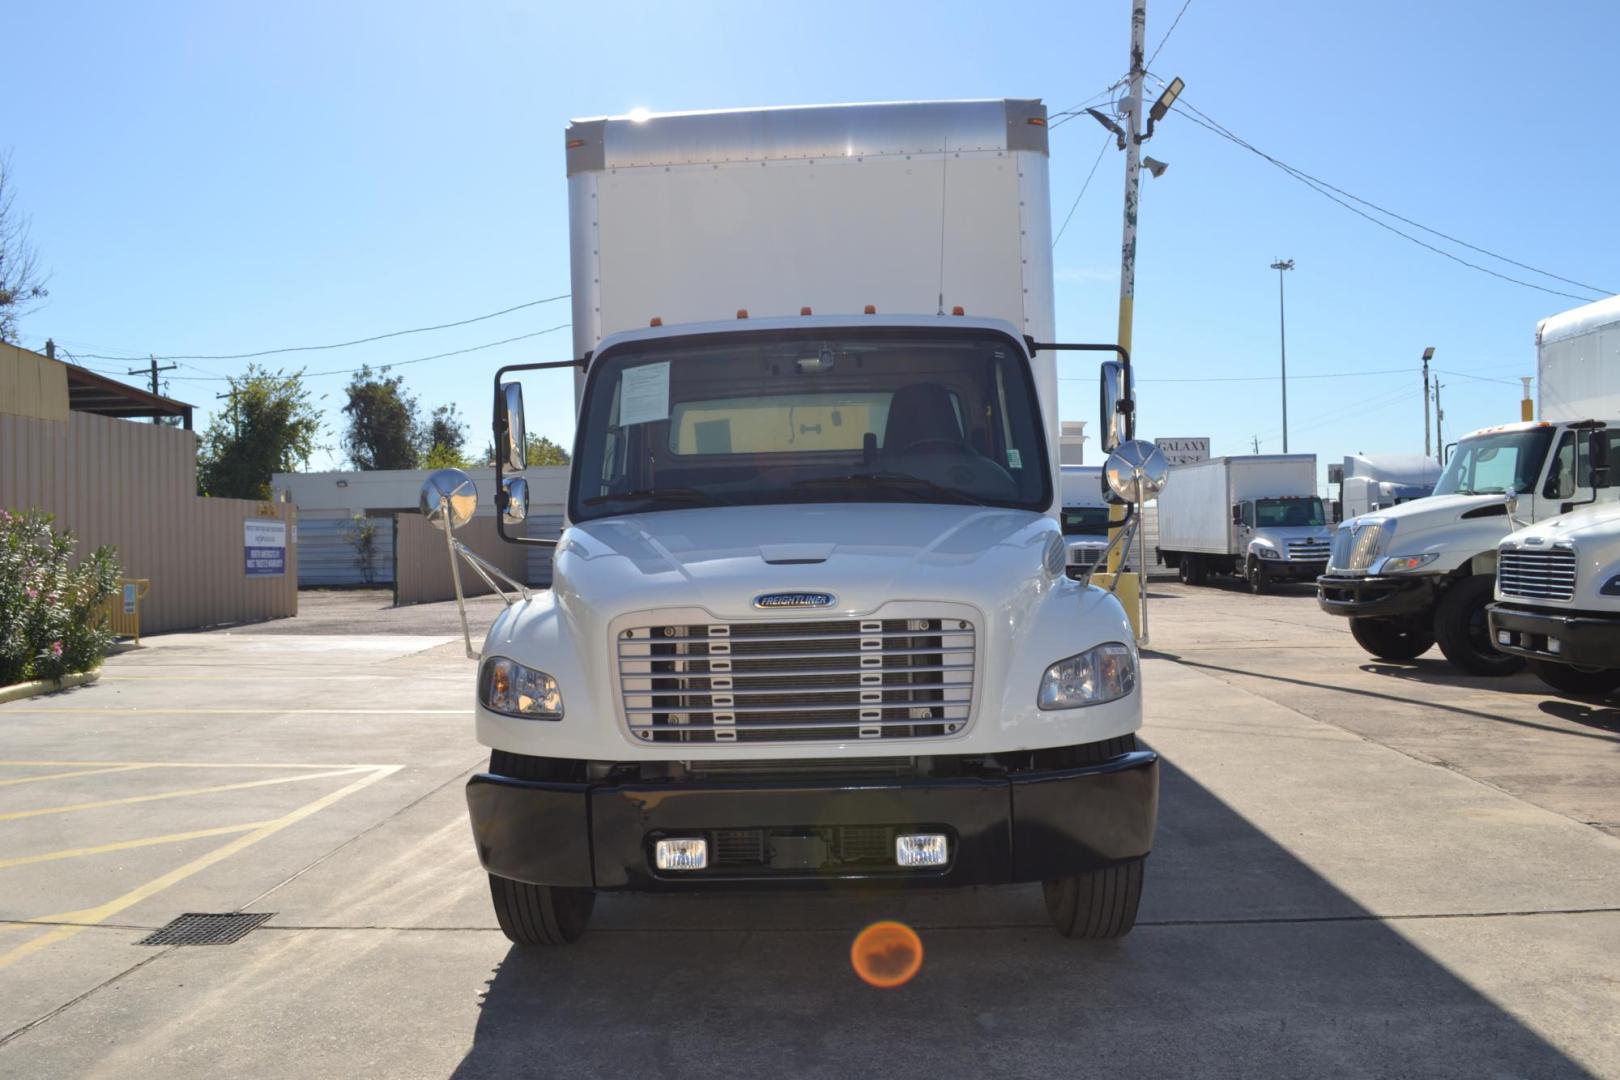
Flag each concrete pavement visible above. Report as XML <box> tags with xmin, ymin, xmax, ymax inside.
<box><xmin>1</xmin><ymin>586</ymin><xmax>1616</xmax><ymax>1077</ymax></box>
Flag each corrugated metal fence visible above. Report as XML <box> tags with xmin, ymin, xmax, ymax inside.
<box><xmin>0</xmin><ymin>411</ymin><xmax>297</xmax><ymax>633</ymax></box>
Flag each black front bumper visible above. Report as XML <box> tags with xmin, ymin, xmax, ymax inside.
<box><xmin>465</xmin><ymin>751</ymin><xmax>1159</xmax><ymax>891</ymax></box>
<box><xmin>1262</xmin><ymin>559</ymin><xmax>1327</xmax><ymax>582</ymax></box>
<box><xmin>1317</xmin><ymin>573</ymin><xmax>1436</xmax><ymax>618</ymax></box>
<box><xmin>1487</xmin><ymin>603</ymin><xmax>1620</xmax><ymax>670</ymax></box>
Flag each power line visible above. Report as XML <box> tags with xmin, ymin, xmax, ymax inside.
<box><xmin>1053</xmin><ymin>136</ymin><xmax>1113</xmax><ymax>247</ymax></box>
<box><xmin>75</xmin><ymin>293</ymin><xmax>570</xmax><ymax>363</ymax></box>
<box><xmin>1167</xmin><ymin>98</ymin><xmax>1607</xmax><ymax>303</ymax></box>
<box><xmin>162</xmin><ymin>324</ymin><xmax>571</xmax><ymax>383</ymax></box>
<box><xmin>1432</xmin><ymin>367</ymin><xmax>1523</xmax><ymax>387</ymax></box>
<box><xmin>1064</xmin><ymin>366</ymin><xmax>1411</xmax><ymax>384</ymax></box>
<box><xmin>1145</xmin><ymin>0</ymin><xmax>1194</xmax><ymax>69</ymax></box>
<box><xmin>1049</xmin><ymin>85</ymin><xmax>1123</xmax><ymax>130</ymax></box>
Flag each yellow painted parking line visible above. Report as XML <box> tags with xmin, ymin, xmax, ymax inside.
<box><xmin>0</xmin><ymin>765</ymin><xmax>152</xmax><ymax>787</ymax></box>
<box><xmin>0</xmin><ymin>768</ymin><xmax>373</xmax><ymax>823</ymax></box>
<box><xmin>0</xmin><ymin>820</ymin><xmax>276</xmax><ymax>869</ymax></box>
<box><xmin>0</xmin><ymin>766</ymin><xmax>402</xmax><ymax>970</ymax></box>
<box><xmin>0</xmin><ymin>760</ymin><xmax>391</xmax><ymax>770</ymax></box>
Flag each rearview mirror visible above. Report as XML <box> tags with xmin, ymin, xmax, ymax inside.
<box><xmin>1232</xmin><ymin>505</ymin><xmax>1243</xmax><ymax>525</ymax></box>
<box><xmin>420</xmin><ymin>468</ymin><xmax>477</xmax><ymax>532</ymax></box>
<box><xmin>497</xmin><ymin>381</ymin><xmax>528</xmax><ymax>472</ymax></box>
<box><xmin>1098</xmin><ymin>360</ymin><xmax>1134</xmax><ymax>453</ymax></box>
<box><xmin>1103</xmin><ymin>439</ymin><xmax>1168</xmax><ymax>504</ymax></box>
<box><xmin>501</xmin><ymin>476</ymin><xmax>530</xmax><ymax>526</ymax></box>
<box><xmin>1589</xmin><ymin>431</ymin><xmax>1612</xmax><ymax>488</ymax></box>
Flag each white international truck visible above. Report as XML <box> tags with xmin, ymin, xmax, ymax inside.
<box><xmin>1156</xmin><ymin>454</ymin><xmax>1332</xmax><ymax>593</ymax></box>
<box><xmin>418</xmin><ymin>100</ymin><xmax>1171</xmax><ymax>946</ymax></box>
<box><xmin>1319</xmin><ymin>295</ymin><xmax>1620</xmax><ymax>675</ymax></box>
<box><xmin>1487</xmin><ymin>297</ymin><xmax>1620</xmax><ymax>694</ymax></box>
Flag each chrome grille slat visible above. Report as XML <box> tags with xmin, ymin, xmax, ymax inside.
<box><xmin>618</xmin><ymin>616</ymin><xmax>975</xmax><ymax>745</ymax></box>
<box><xmin>1498</xmin><ymin>548</ymin><xmax>1576</xmax><ymax>601</ymax></box>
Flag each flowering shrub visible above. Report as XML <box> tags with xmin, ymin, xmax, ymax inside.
<box><xmin>0</xmin><ymin>509</ymin><xmax>121</xmax><ymax>687</ymax></box>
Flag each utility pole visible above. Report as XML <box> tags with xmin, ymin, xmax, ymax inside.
<box><xmin>1422</xmin><ymin>346</ymin><xmax>1434</xmax><ymax>458</ymax></box>
<box><xmin>1270</xmin><ymin>259</ymin><xmax>1294</xmax><ymax>452</ymax></box>
<box><xmin>1251</xmin><ymin>435</ymin><xmax>1261</xmax><ymax>454</ymax></box>
<box><xmin>1434</xmin><ymin>381</ymin><xmax>1444</xmax><ymax>464</ymax></box>
<box><xmin>130</xmin><ymin>356</ymin><xmax>178</xmax><ymax>399</ymax></box>
<box><xmin>1116</xmin><ymin>0</ymin><xmax>1147</xmax><ymax>362</ymax></box>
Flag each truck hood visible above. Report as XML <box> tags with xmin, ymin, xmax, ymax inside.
<box><xmin>1504</xmin><ymin>500</ymin><xmax>1620</xmax><ymax>544</ymax></box>
<box><xmin>1348</xmin><ymin>492</ymin><xmax>1509</xmax><ymax>537</ymax></box>
<box><xmin>553</xmin><ymin>502</ymin><xmax>1057</xmax><ymax>621</ymax></box>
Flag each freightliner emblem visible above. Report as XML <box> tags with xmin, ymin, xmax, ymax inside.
<box><xmin>754</xmin><ymin>591</ymin><xmax>836</xmax><ymax>609</ymax></box>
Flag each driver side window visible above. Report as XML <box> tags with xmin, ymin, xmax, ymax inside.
<box><xmin>1240</xmin><ymin>502</ymin><xmax>1255</xmax><ymax>528</ymax></box>
<box><xmin>1543</xmin><ymin>433</ymin><xmax>1575</xmax><ymax>499</ymax></box>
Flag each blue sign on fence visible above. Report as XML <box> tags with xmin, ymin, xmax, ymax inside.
<box><xmin>245</xmin><ymin>520</ymin><xmax>286</xmax><ymax>577</ymax></box>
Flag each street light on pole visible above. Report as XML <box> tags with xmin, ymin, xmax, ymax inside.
<box><xmin>1270</xmin><ymin>259</ymin><xmax>1295</xmax><ymax>452</ymax></box>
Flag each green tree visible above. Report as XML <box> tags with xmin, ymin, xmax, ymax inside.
<box><xmin>197</xmin><ymin>366</ymin><xmax>322</xmax><ymax>499</ymax></box>
<box><xmin>0</xmin><ymin>153</ymin><xmax>49</xmax><ymax>344</ymax></box>
<box><xmin>422</xmin><ymin>403</ymin><xmax>471</xmax><ymax>468</ymax></box>
<box><xmin>482</xmin><ymin>435</ymin><xmax>571</xmax><ymax>467</ymax></box>
<box><xmin>342</xmin><ymin>365</ymin><xmax>421</xmax><ymax>471</ymax></box>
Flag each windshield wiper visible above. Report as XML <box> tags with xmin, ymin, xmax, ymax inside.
<box><xmin>791</xmin><ymin>472</ymin><xmax>989</xmax><ymax>506</ymax></box>
<box><xmin>583</xmin><ymin>487</ymin><xmax>725</xmax><ymax>507</ymax></box>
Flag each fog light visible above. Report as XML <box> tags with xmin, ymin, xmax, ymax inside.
<box><xmin>1547</xmin><ymin>637</ymin><xmax>1562</xmax><ymax>655</ymax></box>
<box><xmin>896</xmin><ymin>833</ymin><xmax>948</xmax><ymax>867</ymax></box>
<box><xmin>1497</xmin><ymin>630</ymin><xmax>1512</xmax><ymax>646</ymax></box>
<box><xmin>655</xmin><ymin>838</ymin><xmax>708</xmax><ymax>871</ymax></box>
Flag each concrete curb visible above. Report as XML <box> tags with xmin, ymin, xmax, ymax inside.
<box><xmin>0</xmin><ymin>669</ymin><xmax>101</xmax><ymax>705</ymax></box>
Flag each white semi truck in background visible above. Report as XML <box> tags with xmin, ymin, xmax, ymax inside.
<box><xmin>1336</xmin><ymin>453</ymin><xmax>1439</xmax><ymax>521</ymax></box>
<box><xmin>420</xmin><ymin>100</ymin><xmax>1171</xmax><ymax>946</ymax></box>
<box><xmin>1319</xmin><ymin>295</ymin><xmax>1620</xmax><ymax>675</ymax></box>
<box><xmin>1488</xmin><ymin>296</ymin><xmax>1620</xmax><ymax>694</ymax></box>
<box><xmin>1156</xmin><ymin>454</ymin><xmax>1332</xmax><ymax>593</ymax></box>
<box><xmin>1060</xmin><ymin>464</ymin><xmax>1109</xmax><ymax>577</ymax></box>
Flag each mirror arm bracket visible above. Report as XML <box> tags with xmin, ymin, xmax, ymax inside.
<box><xmin>492</xmin><ymin>358</ymin><xmax>586</xmax><ymax>549</ymax></box>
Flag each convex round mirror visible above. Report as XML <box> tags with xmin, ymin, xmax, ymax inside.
<box><xmin>1104</xmin><ymin>439</ymin><xmax>1169</xmax><ymax>504</ymax></box>
<box><xmin>502</xmin><ymin>476</ymin><xmax>529</xmax><ymax>526</ymax></box>
<box><xmin>420</xmin><ymin>468</ymin><xmax>478</xmax><ymax>532</ymax></box>
<box><xmin>499</xmin><ymin>381</ymin><xmax>528</xmax><ymax>472</ymax></box>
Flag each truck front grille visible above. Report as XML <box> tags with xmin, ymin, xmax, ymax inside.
<box><xmin>1328</xmin><ymin>521</ymin><xmax>1387</xmax><ymax>572</ymax></box>
<box><xmin>618</xmin><ymin>617</ymin><xmax>975</xmax><ymax>745</ymax></box>
<box><xmin>1287</xmin><ymin>538</ymin><xmax>1330</xmax><ymax>561</ymax></box>
<box><xmin>1498</xmin><ymin>548</ymin><xmax>1576</xmax><ymax>601</ymax></box>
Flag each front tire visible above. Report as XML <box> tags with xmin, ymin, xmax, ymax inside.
<box><xmin>1043</xmin><ymin>858</ymin><xmax>1145</xmax><ymax>939</ymax></box>
<box><xmin>1434</xmin><ymin>575</ymin><xmax>1525</xmax><ymax>676</ymax></box>
<box><xmin>489</xmin><ymin>874</ymin><xmax>595</xmax><ymax>946</ymax></box>
<box><xmin>1246</xmin><ymin>558</ymin><xmax>1269</xmax><ymax>594</ymax></box>
<box><xmin>1530</xmin><ymin>660</ymin><xmax>1620</xmax><ymax>697</ymax></box>
<box><xmin>1349</xmin><ymin>615</ymin><xmax>1435</xmax><ymax>661</ymax></box>
<box><xmin>1178</xmin><ymin>555</ymin><xmax>1206</xmax><ymax>586</ymax></box>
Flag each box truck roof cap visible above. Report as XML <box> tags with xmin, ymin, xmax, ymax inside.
<box><xmin>565</xmin><ymin>99</ymin><xmax>1049</xmax><ymax>175</ymax></box>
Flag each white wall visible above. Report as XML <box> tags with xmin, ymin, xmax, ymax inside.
<box><xmin>273</xmin><ymin>466</ymin><xmax>570</xmax><ymax>517</ymax></box>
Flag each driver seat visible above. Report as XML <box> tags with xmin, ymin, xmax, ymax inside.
<box><xmin>883</xmin><ymin>383</ymin><xmax>964</xmax><ymax>455</ymax></box>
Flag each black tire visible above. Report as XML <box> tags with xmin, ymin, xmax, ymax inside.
<box><xmin>1530</xmin><ymin>659</ymin><xmax>1620</xmax><ymax>696</ymax></box>
<box><xmin>1043</xmin><ymin>857</ymin><xmax>1145</xmax><ymax>939</ymax></box>
<box><xmin>1349</xmin><ymin>615</ymin><xmax>1435</xmax><ymax>661</ymax></box>
<box><xmin>1245</xmin><ymin>558</ymin><xmax>1268</xmax><ymax>594</ymax></box>
<box><xmin>1178</xmin><ymin>554</ymin><xmax>1206</xmax><ymax>586</ymax></box>
<box><xmin>1434</xmin><ymin>575</ymin><xmax>1525</xmax><ymax>676</ymax></box>
<box><xmin>488</xmin><ymin>873</ymin><xmax>595</xmax><ymax>946</ymax></box>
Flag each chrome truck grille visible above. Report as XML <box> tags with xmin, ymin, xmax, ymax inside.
<box><xmin>1287</xmin><ymin>538</ymin><xmax>1331</xmax><ymax>561</ymax></box>
<box><xmin>617</xmin><ymin>618</ymin><xmax>975</xmax><ymax>745</ymax></box>
<box><xmin>1497</xmin><ymin>548</ymin><xmax>1576</xmax><ymax>601</ymax></box>
<box><xmin>1328</xmin><ymin>521</ymin><xmax>1387</xmax><ymax>573</ymax></box>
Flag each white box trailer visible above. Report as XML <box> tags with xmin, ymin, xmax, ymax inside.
<box><xmin>1157</xmin><ymin>454</ymin><xmax>1331</xmax><ymax>592</ymax></box>
<box><xmin>1538</xmin><ymin>293</ymin><xmax>1620</xmax><ymax>421</ymax></box>
<box><xmin>435</xmin><ymin>100</ymin><xmax>1168</xmax><ymax>947</ymax></box>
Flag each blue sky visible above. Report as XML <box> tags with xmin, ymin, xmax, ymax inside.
<box><xmin>9</xmin><ymin>0</ymin><xmax>1617</xmax><ymax>491</ymax></box>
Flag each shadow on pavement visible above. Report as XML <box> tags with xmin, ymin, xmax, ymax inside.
<box><xmin>1539</xmin><ymin>699</ymin><xmax>1620</xmax><ymax>735</ymax></box>
<box><xmin>448</xmin><ymin>759</ymin><xmax>1591</xmax><ymax>1078</ymax></box>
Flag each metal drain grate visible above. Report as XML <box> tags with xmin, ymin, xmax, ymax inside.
<box><xmin>137</xmin><ymin>912</ymin><xmax>274</xmax><ymax>946</ymax></box>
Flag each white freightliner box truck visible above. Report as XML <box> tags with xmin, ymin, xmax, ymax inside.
<box><xmin>419</xmin><ymin>101</ymin><xmax>1170</xmax><ymax>946</ymax></box>
<box><xmin>1320</xmin><ymin>295</ymin><xmax>1620</xmax><ymax>675</ymax></box>
<box><xmin>1156</xmin><ymin>455</ymin><xmax>1331</xmax><ymax>593</ymax></box>
<box><xmin>1487</xmin><ymin>296</ymin><xmax>1620</xmax><ymax>694</ymax></box>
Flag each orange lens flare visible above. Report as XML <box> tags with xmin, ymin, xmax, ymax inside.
<box><xmin>850</xmin><ymin>921</ymin><xmax>923</xmax><ymax>989</ymax></box>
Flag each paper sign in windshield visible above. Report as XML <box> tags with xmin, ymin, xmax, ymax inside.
<box><xmin>619</xmin><ymin>362</ymin><xmax>671</xmax><ymax>426</ymax></box>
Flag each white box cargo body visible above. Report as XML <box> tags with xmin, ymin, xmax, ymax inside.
<box><xmin>1537</xmin><ymin>294</ymin><xmax>1620</xmax><ymax>421</ymax></box>
<box><xmin>1159</xmin><ymin>455</ymin><xmax>1318</xmax><ymax>556</ymax></box>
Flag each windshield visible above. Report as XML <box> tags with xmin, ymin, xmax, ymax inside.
<box><xmin>1061</xmin><ymin>507</ymin><xmax>1111</xmax><ymax>536</ymax></box>
<box><xmin>1434</xmin><ymin>428</ymin><xmax>1556</xmax><ymax>496</ymax></box>
<box><xmin>570</xmin><ymin>328</ymin><xmax>1051</xmax><ymax>521</ymax></box>
<box><xmin>1254</xmin><ymin>497</ymin><xmax>1326</xmax><ymax>527</ymax></box>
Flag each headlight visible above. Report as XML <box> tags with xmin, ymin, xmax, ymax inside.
<box><xmin>1038</xmin><ymin>642</ymin><xmax>1136</xmax><ymax>710</ymax></box>
<box><xmin>1254</xmin><ymin>544</ymin><xmax>1281</xmax><ymax>560</ymax></box>
<box><xmin>1377</xmin><ymin>553</ymin><xmax>1438</xmax><ymax>573</ymax></box>
<box><xmin>480</xmin><ymin>656</ymin><xmax>564</xmax><ymax>719</ymax></box>
<box><xmin>1602</xmin><ymin>572</ymin><xmax>1620</xmax><ymax>597</ymax></box>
